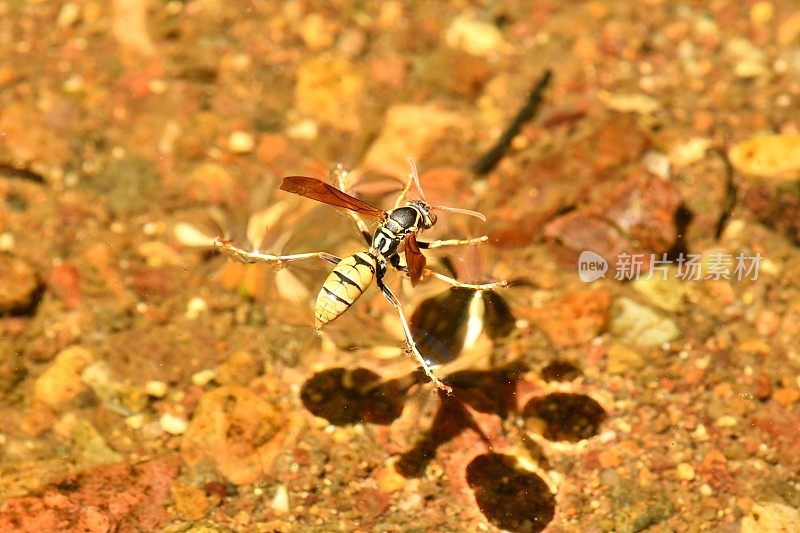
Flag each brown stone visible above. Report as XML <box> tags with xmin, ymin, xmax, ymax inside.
<box><xmin>773</xmin><ymin>388</ymin><xmax>800</xmax><ymax>407</ymax></box>
<box><xmin>0</xmin><ymin>457</ymin><xmax>179</xmax><ymax>532</ymax></box>
<box><xmin>171</xmin><ymin>481</ymin><xmax>209</xmax><ymax>521</ymax></box>
<box><xmin>519</xmin><ymin>290</ymin><xmax>612</xmax><ymax>348</ymax></box>
<box><xmin>180</xmin><ymin>386</ymin><xmax>305</xmax><ymax>485</ymax></box>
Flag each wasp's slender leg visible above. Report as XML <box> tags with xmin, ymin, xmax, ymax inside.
<box><xmin>426</xmin><ymin>270</ymin><xmax>508</xmax><ymax>291</ymax></box>
<box><xmin>376</xmin><ymin>262</ymin><xmax>453</xmax><ymax>394</ymax></box>
<box><xmin>416</xmin><ymin>235</ymin><xmax>489</xmax><ymax>249</ymax></box>
<box><xmin>386</xmin><ymin>254</ymin><xmax>504</xmax><ymax>291</ymax></box>
<box><xmin>331</xmin><ymin>164</ymin><xmax>373</xmax><ymax>243</ymax></box>
<box><xmin>214</xmin><ymin>238</ymin><xmax>340</xmax><ymax>266</ymax></box>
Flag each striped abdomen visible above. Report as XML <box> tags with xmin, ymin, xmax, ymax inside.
<box><xmin>314</xmin><ymin>252</ymin><xmax>376</xmax><ymax>329</ymax></box>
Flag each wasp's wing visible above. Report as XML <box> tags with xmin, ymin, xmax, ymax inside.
<box><xmin>280</xmin><ymin>176</ymin><xmax>385</xmax><ymax>218</ymax></box>
<box><xmin>404</xmin><ymin>234</ymin><xmax>427</xmax><ymax>286</ymax></box>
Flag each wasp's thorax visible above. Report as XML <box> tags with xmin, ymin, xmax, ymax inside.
<box><xmin>371</xmin><ymin>201</ymin><xmax>435</xmax><ymax>257</ymax></box>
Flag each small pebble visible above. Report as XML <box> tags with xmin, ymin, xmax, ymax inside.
<box><xmin>0</xmin><ymin>232</ymin><xmax>14</xmax><ymax>251</ymax></box>
<box><xmin>125</xmin><ymin>414</ymin><xmax>146</xmax><ymax>430</ymax></box>
<box><xmin>700</xmin><ymin>483</ymin><xmax>713</xmax><ymax>496</ymax></box>
<box><xmin>271</xmin><ymin>484</ymin><xmax>289</xmax><ymax>514</ymax></box>
<box><xmin>186</xmin><ymin>296</ymin><xmax>208</xmax><ymax>320</ymax></box>
<box><xmin>34</xmin><ymin>346</ymin><xmax>94</xmax><ymax>408</ymax></box>
<box><xmin>669</xmin><ymin>137</ymin><xmax>711</xmax><ymax>168</ymax></box>
<box><xmin>643</xmin><ymin>151</ymin><xmax>670</xmax><ymax>179</ymax></box>
<box><xmin>160</xmin><ymin>413</ymin><xmax>188</xmax><ymax>435</ymax></box>
<box><xmin>599</xmin><ymin>91</ymin><xmax>661</xmax><ymax>114</ymax></box>
<box><xmin>192</xmin><ymin>369</ymin><xmax>216</xmax><ymax>386</ymax></box>
<box><xmin>693</xmin><ymin>424</ymin><xmax>709</xmax><ymax>441</ymax></box>
<box><xmin>228</xmin><ymin>131</ymin><xmax>255</xmax><ymax>153</ymax></box>
<box><xmin>298</xmin><ymin>13</ymin><xmax>336</xmax><ymax>50</ymax></box>
<box><xmin>148</xmin><ymin>79</ymin><xmax>167</xmax><ymax>94</ymax></box>
<box><xmin>62</xmin><ymin>74</ymin><xmax>84</xmax><ymax>93</ymax></box>
<box><xmin>445</xmin><ymin>14</ymin><xmax>505</xmax><ymax>56</ymax></box>
<box><xmin>145</xmin><ymin>380</ymin><xmax>168</xmax><ymax>398</ymax></box>
<box><xmin>716</xmin><ymin>415</ymin><xmax>737</xmax><ymax>427</ymax></box>
<box><xmin>676</xmin><ymin>462</ymin><xmax>696</xmax><ymax>481</ymax></box>
<box><xmin>57</xmin><ymin>3</ymin><xmax>81</xmax><ymax>28</ymax></box>
<box><xmin>285</xmin><ymin>119</ymin><xmax>318</xmax><ymax>140</ymax></box>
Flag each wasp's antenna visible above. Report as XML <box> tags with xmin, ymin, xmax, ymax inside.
<box><xmin>432</xmin><ymin>204</ymin><xmax>487</xmax><ymax>222</ymax></box>
<box><xmin>406</xmin><ymin>157</ymin><xmax>428</xmax><ymax>202</ymax></box>
<box><xmin>405</xmin><ymin>158</ymin><xmax>487</xmax><ymax>221</ymax></box>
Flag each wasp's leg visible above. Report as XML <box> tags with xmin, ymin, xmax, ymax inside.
<box><xmin>388</xmin><ymin>253</ymin><xmax>405</xmax><ymax>271</ymax></box>
<box><xmin>376</xmin><ymin>262</ymin><xmax>453</xmax><ymax>394</ymax></box>
<box><xmin>416</xmin><ymin>235</ymin><xmax>489</xmax><ymax>249</ymax></box>
<box><xmin>425</xmin><ymin>270</ymin><xmax>508</xmax><ymax>291</ymax></box>
<box><xmin>387</xmin><ymin>253</ymin><xmax>503</xmax><ymax>290</ymax></box>
<box><xmin>331</xmin><ymin>164</ymin><xmax>373</xmax><ymax>244</ymax></box>
<box><xmin>214</xmin><ymin>238</ymin><xmax>340</xmax><ymax>266</ymax></box>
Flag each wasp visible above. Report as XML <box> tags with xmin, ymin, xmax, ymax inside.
<box><xmin>214</xmin><ymin>159</ymin><xmax>506</xmax><ymax>393</ymax></box>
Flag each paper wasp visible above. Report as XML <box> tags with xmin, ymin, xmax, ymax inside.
<box><xmin>214</xmin><ymin>159</ymin><xmax>506</xmax><ymax>393</ymax></box>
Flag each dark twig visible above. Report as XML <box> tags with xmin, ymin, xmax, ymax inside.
<box><xmin>471</xmin><ymin>69</ymin><xmax>553</xmax><ymax>176</ymax></box>
<box><xmin>0</xmin><ymin>163</ymin><xmax>45</xmax><ymax>183</ymax></box>
<box><xmin>711</xmin><ymin>147</ymin><xmax>737</xmax><ymax>240</ymax></box>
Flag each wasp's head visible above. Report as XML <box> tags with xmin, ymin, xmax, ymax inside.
<box><xmin>410</xmin><ymin>200</ymin><xmax>437</xmax><ymax>229</ymax></box>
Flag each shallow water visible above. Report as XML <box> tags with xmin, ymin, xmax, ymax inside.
<box><xmin>1</xmin><ymin>1</ymin><xmax>800</xmax><ymax>531</ymax></box>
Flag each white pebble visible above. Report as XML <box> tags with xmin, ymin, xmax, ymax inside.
<box><xmin>0</xmin><ymin>232</ymin><xmax>15</xmax><ymax>251</ymax></box>
<box><xmin>125</xmin><ymin>414</ymin><xmax>146</xmax><ymax>430</ymax></box>
<box><xmin>159</xmin><ymin>413</ymin><xmax>188</xmax><ymax>435</ymax></box>
<box><xmin>145</xmin><ymin>380</ymin><xmax>168</xmax><ymax>398</ymax></box>
<box><xmin>57</xmin><ymin>3</ymin><xmax>80</xmax><ymax>28</ymax></box>
<box><xmin>286</xmin><ymin>119</ymin><xmax>318</xmax><ymax>140</ymax></box>
<box><xmin>228</xmin><ymin>131</ymin><xmax>255</xmax><ymax>153</ymax></box>
<box><xmin>192</xmin><ymin>369</ymin><xmax>216</xmax><ymax>386</ymax></box>
<box><xmin>676</xmin><ymin>462</ymin><xmax>696</xmax><ymax>481</ymax></box>
<box><xmin>669</xmin><ymin>137</ymin><xmax>711</xmax><ymax>169</ymax></box>
<box><xmin>643</xmin><ymin>151</ymin><xmax>671</xmax><ymax>179</ymax></box>
<box><xmin>693</xmin><ymin>424</ymin><xmax>709</xmax><ymax>441</ymax></box>
<box><xmin>716</xmin><ymin>415</ymin><xmax>737</xmax><ymax>427</ymax></box>
<box><xmin>186</xmin><ymin>296</ymin><xmax>208</xmax><ymax>320</ymax></box>
<box><xmin>62</xmin><ymin>74</ymin><xmax>84</xmax><ymax>93</ymax></box>
<box><xmin>445</xmin><ymin>14</ymin><xmax>505</xmax><ymax>56</ymax></box>
<box><xmin>271</xmin><ymin>484</ymin><xmax>289</xmax><ymax>514</ymax></box>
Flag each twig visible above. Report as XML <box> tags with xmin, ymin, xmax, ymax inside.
<box><xmin>471</xmin><ymin>69</ymin><xmax>553</xmax><ymax>176</ymax></box>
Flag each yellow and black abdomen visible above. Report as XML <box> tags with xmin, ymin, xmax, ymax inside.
<box><xmin>314</xmin><ymin>252</ymin><xmax>376</xmax><ymax>329</ymax></box>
